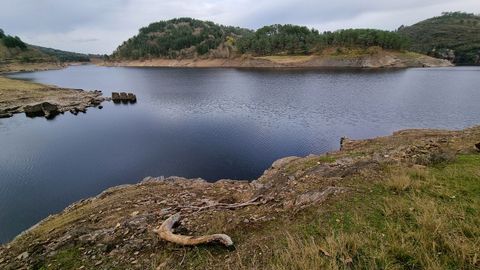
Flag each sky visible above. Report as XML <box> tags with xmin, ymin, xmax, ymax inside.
<box><xmin>1</xmin><ymin>0</ymin><xmax>479</xmax><ymax>54</ymax></box>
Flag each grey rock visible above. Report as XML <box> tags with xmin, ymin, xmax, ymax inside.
<box><xmin>24</xmin><ymin>103</ymin><xmax>45</xmax><ymax>117</ymax></box>
<box><xmin>0</xmin><ymin>111</ymin><xmax>13</xmax><ymax>118</ymax></box>
<box><xmin>16</xmin><ymin>251</ymin><xmax>29</xmax><ymax>260</ymax></box>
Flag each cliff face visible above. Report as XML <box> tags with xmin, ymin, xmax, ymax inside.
<box><xmin>1</xmin><ymin>126</ymin><xmax>479</xmax><ymax>269</ymax></box>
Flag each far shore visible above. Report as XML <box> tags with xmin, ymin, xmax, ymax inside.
<box><xmin>104</xmin><ymin>51</ymin><xmax>453</xmax><ymax>69</ymax></box>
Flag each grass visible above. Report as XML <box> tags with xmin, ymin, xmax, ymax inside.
<box><xmin>268</xmin><ymin>154</ymin><xmax>480</xmax><ymax>269</ymax></box>
<box><xmin>0</xmin><ymin>76</ymin><xmax>44</xmax><ymax>91</ymax></box>
<box><xmin>11</xmin><ymin>153</ymin><xmax>479</xmax><ymax>269</ymax></box>
<box><xmin>152</xmin><ymin>154</ymin><xmax>480</xmax><ymax>269</ymax></box>
<box><xmin>284</xmin><ymin>155</ymin><xmax>337</xmax><ymax>175</ymax></box>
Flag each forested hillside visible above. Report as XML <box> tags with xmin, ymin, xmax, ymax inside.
<box><xmin>112</xmin><ymin>18</ymin><xmax>251</xmax><ymax>59</ymax></box>
<box><xmin>398</xmin><ymin>12</ymin><xmax>480</xmax><ymax>65</ymax></box>
<box><xmin>112</xmin><ymin>18</ymin><xmax>410</xmax><ymax>60</ymax></box>
<box><xmin>0</xmin><ymin>29</ymin><xmax>90</xmax><ymax>64</ymax></box>
<box><xmin>237</xmin><ymin>26</ymin><xmax>409</xmax><ymax>55</ymax></box>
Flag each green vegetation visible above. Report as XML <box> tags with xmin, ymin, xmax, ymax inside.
<box><xmin>0</xmin><ymin>28</ymin><xmax>90</xmax><ymax>66</ymax></box>
<box><xmin>398</xmin><ymin>12</ymin><xmax>480</xmax><ymax>65</ymax></box>
<box><xmin>112</xmin><ymin>17</ymin><xmax>251</xmax><ymax>59</ymax></box>
<box><xmin>112</xmin><ymin>18</ymin><xmax>410</xmax><ymax>60</ymax></box>
<box><xmin>31</xmin><ymin>46</ymin><xmax>90</xmax><ymax>62</ymax></box>
<box><xmin>1</xmin><ymin>35</ymin><xmax>27</xmax><ymax>50</ymax></box>
<box><xmin>154</xmin><ymin>155</ymin><xmax>480</xmax><ymax>269</ymax></box>
<box><xmin>238</xmin><ymin>27</ymin><xmax>409</xmax><ymax>56</ymax></box>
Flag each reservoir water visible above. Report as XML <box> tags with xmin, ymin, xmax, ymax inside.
<box><xmin>1</xmin><ymin>65</ymin><xmax>479</xmax><ymax>243</ymax></box>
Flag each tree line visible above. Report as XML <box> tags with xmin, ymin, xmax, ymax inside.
<box><xmin>237</xmin><ymin>26</ymin><xmax>409</xmax><ymax>55</ymax></box>
<box><xmin>112</xmin><ymin>18</ymin><xmax>411</xmax><ymax>60</ymax></box>
<box><xmin>0</xmin><ymin>29</ymin><xmax>27</xmax><ymax>50</ymax></box>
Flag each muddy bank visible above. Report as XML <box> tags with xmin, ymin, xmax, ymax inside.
<box><xmin>0</xmin><ymin>76</ymin><xmax>106</xmax><ymax>119</ymax></box>
<box><xmin>0</xmin><ymin>125</ymin><xmax>478</xmax><ymax>269</ymax></box>
<box><xmin>105</xmin><ymin>51</ymin><xmax>453</xmax><ymax>69</ymax></box>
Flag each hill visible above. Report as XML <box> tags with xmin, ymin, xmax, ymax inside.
<box><xmin>31</xmin><ymin>45</ymin><xmax>90</xmax><ymax>62</ymax></box>
<box><xmin>398</xmin><ymin>12</ymin><xmax>480</xmax><ymax>65</ymax></box>
<box><xmin>0</xmin><ymin>29</ymin><xmax>91</xmax><ymax>73</ymax></box>
<box><xmin>112</xmin><ymin>18</ymin><xmax>252</xmax><ymax>60</ymax></box>
<box><xmin>111</xmin><ymin>18</ymin><xmax>410</xmax><ymax>60</ymax></box>
<box><xmin>110</xmin><ymin>18</ymin><xmax>453</xmax><ymax>68</ymax></box>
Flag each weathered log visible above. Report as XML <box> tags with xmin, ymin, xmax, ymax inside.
<box><xmin>154</xmin><ymin>213</ymin><xmax>233</xmax><ymax>247</ymax></box>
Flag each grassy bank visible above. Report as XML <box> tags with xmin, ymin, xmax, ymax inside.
<box><xmin>1</xmin><ymin>127</ymin><xmax>478</xmax><ymax>269</ymax></box>
<box><xmin>147</xmin><ymin>155</ymin><xmax>479</xmax><ymax>269</ymax></box>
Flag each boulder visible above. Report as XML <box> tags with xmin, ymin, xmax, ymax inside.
<box><xmin>24</xmin><ymin>104</ymin><xmax>45</xmax><ymax>117</ymax></box>
<box><xmin>41</xmin><ymin>102</ymin><xmax>59</xmax><ymax>119</ymax></box>
<box><xmin>127</xmin><ymin>93</ymin><xmax>137</xmax><ymax>103</ymax></box>
<box><xmin>0</xmin><ymin>110</ymin><xmax>13</xmax><ymax>118</ymax></box>
<box><xmin>112</xmin><ymin>92</ymin><xmax>137</xmax><ymax>104</ymax></box>
<box><xmin>112</xmin><ymin>92</ymin><xmax>121</xmax><ymax>103</ymax></box>
<box><xmin>119</xmin><ymin>92</ymin><xmax>128</xmax><ymax>103</ymax></box>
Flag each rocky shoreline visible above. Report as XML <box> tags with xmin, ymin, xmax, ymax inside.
<box><xmin>105</xmin><ymin>51</ymin><xmax>453</xmax><ymax>69</ymax></box>
<box><xmin>0</xmin><ymin>76</ymin><xmax>108</xmax><ymax>119</ymax></box>
<box><xmin>1</xmin><ymin>125</ymin><xmax>478</xmax><ymax>269</ymax></box>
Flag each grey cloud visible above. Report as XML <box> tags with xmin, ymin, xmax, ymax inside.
<box><xmin>0</xmin><ymin>0</ymin><xmax>478</xmax><ymax>54</ymax></box>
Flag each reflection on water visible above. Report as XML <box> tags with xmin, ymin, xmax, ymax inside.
<box><xmin>1</xmin><ymin>65</ymin><xmax>479</xmax><ymax>243</ymax></box>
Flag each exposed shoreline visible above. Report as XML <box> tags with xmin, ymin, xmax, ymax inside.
<box><xmin>105</xmin><ymin>51</ymin><xmax>453</xmax><ymax>69</ymax></box>
<box><xmin>1</xmin><ymin>125</ymin><xmax>478</xmax><ymax>268</ymax></box>
<box><xmin>0</xmin><ymin>76</ymin><xmax>106</xmax><ymax>119</ymax></box>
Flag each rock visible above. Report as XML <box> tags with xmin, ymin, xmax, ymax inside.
<box><xmin>41</xmin><ymin>102</ymin><xmax>59</xmax><ymax>119</ymax></box>
<box><xmin>24</xmin><ymin>103</ymin><xmax>45</xmax><ymax>117</ymax></box>
<box><xmin>475</xmin><ymin>142</ymin><xmax>480</xmax><ymax>151</ymax></box>
<box><xmin>16</xmin><ymin>251</ymin><xmax>29</xmax><ymax>260</ymax></box>
<box><xmin>271</xmin><ymin>156</ymin><xmax>300</xmax><ymax>169</ymax></box>
<box><xmin>24</xmin><ymin>102</ymin><xmax>59</xmax><ymax>118</ymax></box>
<box><xmin>0</xmin><ymin>111</ymin><xmax>13</xmax><ymax>118</ymax></box>
<box><xmin>295</xmin><ymin>187</ymin><xmax>345</xmax><ymax>206</ymax></box>
<box><xmin>112</xmin><ymin>91</ymin><xmax>137</xmax><ymax>104</ymax></box>
<box><xmin>98</xmin><ymin>105</ymin><xmax>103</xmax><ymax>109</ymax></box>
<box><xmin>127</xmin><ymin>93</ymin><xmax>137</xmax><ymax>103</ymax></box>
<box><xmin>119</xmin><ymin>92</ymin><xmax>128</xmax><ymax>103</ymax></box>
<box><xmin>112</xmin><ymin>92</ymin><xmax>121</xmax><ymax>103</ymax></box>
<box><xmin>340</xmin><ymin>137</ymin><xmax>352</xmax><ymax>150</ymax></box>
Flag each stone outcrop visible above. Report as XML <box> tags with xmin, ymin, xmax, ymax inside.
<box><xmin>112</xmin><ymin>92</ymin><xmax>136</xmax><ymax>104</ymax></box>
<box><xmin>24</xmin><ymin>102</ymin><xmax>59</xmax><ymax>118</ymax></box>
<box><xmin>0</xmin><ymin>77</ymin><xmax>106</xmax><ymax>119</ymax></box>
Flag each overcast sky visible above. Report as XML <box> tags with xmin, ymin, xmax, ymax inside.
<box><xmin>1</xmin><ymin>0</ymin><xmax>479</xmax><ymax>54</ymax></box>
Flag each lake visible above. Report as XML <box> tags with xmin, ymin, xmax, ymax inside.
<box><xmin>1</xmin><ymin>65</ymin><xmax>479</xmax><ymax>243</ymax></box>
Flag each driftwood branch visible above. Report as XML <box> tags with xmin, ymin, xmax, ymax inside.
<box><xmin>154</xmin><ymin>213</ymin><xmax>233</xmax><ymax>247</ymax></box>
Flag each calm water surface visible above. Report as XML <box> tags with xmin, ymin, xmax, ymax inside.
<box><xmin>1</xmin><ymin>66</ymin><xmax>479</xmax><ymax>243</ymax></box>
